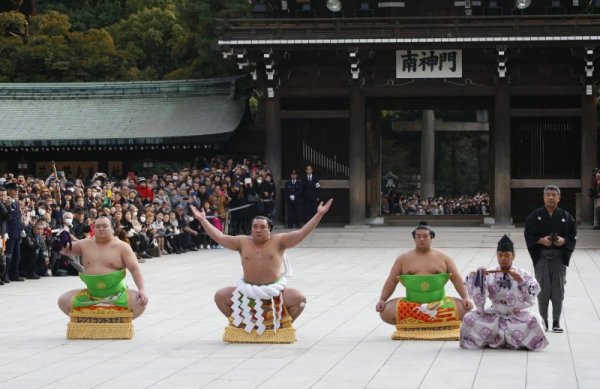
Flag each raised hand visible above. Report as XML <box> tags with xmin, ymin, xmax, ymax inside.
<box><xmin>317</xmin><ymin>198</ymin><xmax>333</xmax><ymax>215</ymax></box>
<box><xmin>189</xmin><ymin>205</ymin><xmax>206</xmax><ymax>222</ymax></box>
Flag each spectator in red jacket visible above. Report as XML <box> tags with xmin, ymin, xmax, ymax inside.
<box><xmin>136</xmin><ymin>177</ymin><xmax>153</xmax><ymax>204</ymax></box>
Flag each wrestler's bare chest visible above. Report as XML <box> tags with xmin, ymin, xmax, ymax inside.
<box><xmin>401</xmin><ymin>255</ymin><xmax>448</xmax><ymax>275</ymax></box>
<box><xmin>80</xmin><ymin>241</ymin><xmax>124</xmax><ymax>273</ymax></box>
<box><xmin>239</xmin><ymin>240</ymin><xmax>283</xmax><ymax>282</ymax></box>
<box><xmin>241</xmin><ymin>244</ymin><xmax>281</xmax><ymax>266</ymax></box>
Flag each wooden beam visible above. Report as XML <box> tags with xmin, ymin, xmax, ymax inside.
<box><xmin>279</xmin><ymin>87</ymin><xmax>349</xmax><ymax>97</ymax></box>
<box><xmin>392</xmin><ymin>120</ymin><xmax>489</xmax><ymax>132</ymax></box>
<box><xmin>363</xmin><ymin>86</ymin><xmax>496</xmax><ymax>97</ymax></box>
<box><xmin>509</xmin><ymin>86</ymin><xmax>583</xmax><ymax>95</ymax></box>
<box><xmin>510</xmin><ymin>108</ymin><xmax>581</xmax><ymax>117</ymax></box>
<box><xmin>510</xmin><ymin>179</ymin><xmax>581</xmax><ymax>188</ymax></box>
<box><xmin>280</xmin><ymin>110</ymin><xmax>349</xmax><ymax>119</ymax></box>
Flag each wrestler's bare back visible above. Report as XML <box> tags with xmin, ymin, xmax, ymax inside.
<box><xmin>238</xmin><ymin>235</ymin><xmax>285</xmax><ymax>285</ymax></box>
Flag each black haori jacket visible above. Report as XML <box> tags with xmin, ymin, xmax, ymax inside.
<box><xmin>524</xmin><ymin>207</ymin><xmax>577</xmax><ymax>266</ymax></box>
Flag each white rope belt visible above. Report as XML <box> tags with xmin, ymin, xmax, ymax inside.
<box><xmin>230</xmin><ymin>255</ymin><xmax>293</xmax><ymax>335</ymax></box>
<box><xmin>230</xmin><ymin>277</ymin><xmax>287</xmax><ymax>335</ymax></box>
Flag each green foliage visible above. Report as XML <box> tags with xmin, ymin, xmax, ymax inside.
<box><xmin>0</xmin><ymin>0</ymin><xmax>251</xmax><ymax>82</ymax></box>
<box><xmin>125</xmin><ymin>0</ymin><xmax>173</xmax><ymax>14</ymax></box>
<box><xmin>0</xmin><ymin>10</ymin><xmax>130</xmax><ymax>81</ymax></box>
<box><xmin>171</xmin><ymin>0</ymin><xmax>251</xmax><ymax>78</ymax></box>
<box><xmin>0</xmin><ymin>10</ymin><xmax>27</xmax><ymax>37</ymax></box>
<box><xmin>39</xmin><ymin>0</ymin><xmax>128</xmax><ymax>30</ymax></box>
<box><xmin>29</xmin><ymin>10</ymin><xmax>70</xmax><ymax>35</ymax></box>
<box><xmin>109</xmin><ymin>5</ymin><xmax>184</xmax><ymax>77</ymax></box>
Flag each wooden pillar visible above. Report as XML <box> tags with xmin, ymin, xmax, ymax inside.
<box><xmin>367</xmin><ymin>106</ymin><xmax>380</xmax><ymax>218</ymax></box>
<box><xmin>349</xmin><ymin>86</ymin><xmax>366</xmax><ymax>225</ymax></box>
<box><xmin>420</xmin><ymin>109</ymin><xmax>435</xmax><ymax>198</ymax></box>
<box><xmin>581</xmin><ymin>91</ymin><xmax>598</xmax><ymax>225</ymax></box>
<box><xmin>493</xmin><ymin>84</ymin><xmax>511</xmax><ymax>225</ymax></box>
<box><xmin>265</xmin><ymin>95</ymin><xmax>282</xmax><ymax>223</ymax></box>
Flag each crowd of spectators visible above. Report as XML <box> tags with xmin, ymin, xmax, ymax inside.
<box><xmin>381</xmin><ymin>192</ymin><xmax>490</xmax><ymax>216</ymax></box>
<box><xmin>0</xmin><ymin>156</ymin><xmax>278</xmax><ymax>284</ymax></box>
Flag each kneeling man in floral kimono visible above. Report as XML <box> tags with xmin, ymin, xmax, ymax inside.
<box><xmin>460</xmin><ymin>235</ymin><xmax>549</xmax><ymax>351</ymax></box>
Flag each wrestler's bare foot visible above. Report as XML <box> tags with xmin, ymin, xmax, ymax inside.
<box><xmin>214</xmin><ymin>286</ymin><xmax>236</xmax><ymax>317</ymax></box>
<box><xmin>282</xmin><ymin>287</ymin><xmax>306</xmax><ymax>321</ymax></box>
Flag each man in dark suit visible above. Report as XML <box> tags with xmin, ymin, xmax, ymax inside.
<box><xmin>302</xmin><ymin>165</ymin><xmax>320</xmax><ymax>223</ymax></box>
<box><xmin>284</xmin><ymin>170</ymin><xmax>303</xmax><ymax>228</ymax></box>
<box><xmin>4</xmin><ymin>182</ymin><xmax>24</xmax><ymax>282</ymax></box>
<box><xmin>0</xmin><ymin>185</ymin><xmax>9</xmax><ymax>285</ymax></box>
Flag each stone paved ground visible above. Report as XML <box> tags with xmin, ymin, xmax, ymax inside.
<box><xmin>0</xmin><ymin>227</ymin><xmax>599</xmax><ymax>389</ymax></box>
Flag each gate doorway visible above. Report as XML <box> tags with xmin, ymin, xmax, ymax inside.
<box><xmin>377</xmin><ymin>107</ymin><xmax>490</xmax><ymax>218</ymax></box>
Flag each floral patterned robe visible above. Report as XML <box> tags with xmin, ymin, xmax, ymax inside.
<box><xmin>460</xmin><ymin>266</ymin><xmax>549</xmax><ymax>351</ymax></box>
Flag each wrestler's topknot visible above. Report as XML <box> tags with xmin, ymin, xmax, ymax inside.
<box><xmin>412</xmin><ymin>221</ymin><xmax>435</xmax><ymax>239</ymax></box>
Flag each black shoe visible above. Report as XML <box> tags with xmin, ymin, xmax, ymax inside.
<box><xmin>10</xmin><ymin>277</ymin><xmax>25</xmax><ymax>282</ymax></box>
<box><xmin>26</xmin><ymin>274</ymin><xmax>41</xmax><ymax>280</ymax></box>
<box><xmin>552</xmin><ymin>321</ymin><xmax>564</xmax><ymax>333</ymax></box>
<box><xmin>0</xmin><ymin>279</ymin><xmax>4</xmax><ymax>285</ymax></box>
<box><xmin>141</xmin><ymin>252</ymin><xmax>152</xmax><ymax>259</ymax></box>
<box><xmin>543</xmin><ymin>319</ymin><xmax>549</xmax><ymax>332</ymax></box>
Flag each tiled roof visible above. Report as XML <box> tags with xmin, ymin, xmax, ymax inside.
<box><xmin>0</xmin><ymin>77</ymin><xmax>246</xmax><ymax>147</ymax></box>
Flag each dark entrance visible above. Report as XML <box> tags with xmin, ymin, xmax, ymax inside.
<box><xmin>510</xmin><ymin>116</ymin><xmax>581</xmax><ymax>223</ymax></box>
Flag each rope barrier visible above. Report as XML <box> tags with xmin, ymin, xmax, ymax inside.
<box><xmin>204</xmin><ymin>199</ymin><xmax>274</xmax><ymax>219</ymax></box>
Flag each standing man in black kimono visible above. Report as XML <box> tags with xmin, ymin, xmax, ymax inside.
<box><xmin>524</xmin><ymin>185</ymin><xmax>577</xmax><ymax>333</ymax></box>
